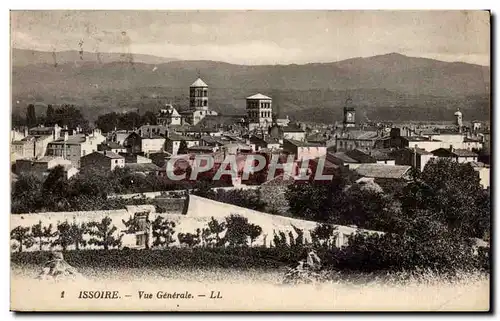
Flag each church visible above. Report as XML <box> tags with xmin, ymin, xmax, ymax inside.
<box><xmin>157</xmin><ymin>78</ymin><xmax>218</xmax><ymax>126</ymax></box>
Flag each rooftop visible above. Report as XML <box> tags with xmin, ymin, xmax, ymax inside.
<box><xmin>431</xmin><ymin>148</ymin><xmax>478</xmax><ymax>158</ymax></box>
<box><xmin>166</xmin><ymin>132</ymin><xmax>199</xmax><ymax>141</ymax></box>
<box><xmin>246</xmin><ymin>93</ymin><xmax>272</xmax><ymax>100</ymax></box>
<box><xmin>354</xmin><ymin>164</ymin><xmax>412</xmax><ymax>179</ymax></box>
<box><xmin>89</xmin><ymin>151</ymin><xmax>124</xmax><ymax>160</ymax></box>
<box><xmin>284</xmin><ymin>139</ymin><xmax>322</xmax><ymax>148</ymax></box>
<box><xmin>328</xmin><ymin>151</ymin><xmax>359</xmax><ymax>163</ymax></box>
<box><xmin>190</xmin><ymin>78</ymin><xmax>208</xmax><ymax>87</ymax></box>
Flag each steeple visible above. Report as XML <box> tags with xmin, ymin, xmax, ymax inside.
<box><xmin>343</xmin><ymin>96</ymin><xmax>356</xmax><ymax>128</ymax></box>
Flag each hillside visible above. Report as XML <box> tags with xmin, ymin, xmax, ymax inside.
<box><xmin>11</xmin><ymin>50</ymin><xmax>491</xmax><ymax>122</ymax></box>
<box><xmin>11</xmin><ymin>48</ymin><xmax>179</xmax><ymax>67</ymax></box>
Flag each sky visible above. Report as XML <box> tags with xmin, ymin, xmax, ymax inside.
<box><xmin>10</xmin><ymin>10</ymin><xmax>491</xmax><ymax>66</ymax></box>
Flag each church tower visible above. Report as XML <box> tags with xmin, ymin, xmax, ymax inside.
<box><xmin>343</xmin><ymin>97</ymin><xmax>356</xmax><ymax>128</ymax></box>
<box><xmin>454</xmin><ymin>108</ymin><xmax>463</xmax><ymax>131</ymax></box>
<box><xmin>246</xmin><ymin>93</ymin><xmax>273</xmax><ymax>131</ymax></box>
<box><xmin>190</xmin><ymin>78</ymin><xmax>208</xmax><ymax>111</ymax></box>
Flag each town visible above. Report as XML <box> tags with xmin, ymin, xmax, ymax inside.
<box><xmin>10</xmin><ymin>77</ymin><xmax>491</xmax><ymax>188</ymax></box>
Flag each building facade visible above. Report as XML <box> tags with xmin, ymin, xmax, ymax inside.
<box><xmin>246</xmin><ymin>93</ymin><xmax>273</xmax><ymax>131</ymax></box>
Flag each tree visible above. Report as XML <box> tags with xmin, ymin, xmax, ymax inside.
<box><xmin>207</xmin><ymin>217</ymin><xmax>226</xmax><ymax>247</ymax></box>
<box><xmin>46</xmin><ymin>104</ymin><xmax>55</xmax><ymax>126</ymax></box>
<box><xmin>151</xmin><ymin>216</ymin><xmax>176</xmax><ymax>248</ymax></box>
<box><xmin>31</xmin><ymin>220</ymin><xmax>56</xmax><ymax>251</ymax></box>
<box><xmin>311</xmin><ymin>223</ymin><xmax>338</xmax><ymax>248</ymax></box>
<box><xmin>141</xmin><ymin>111</ymin><xmax>158</xmax><ymax>126</ymax></box>
<box><xmin>52</xmin><ymin>105</ymin><xmax>89</xmax><ymax>131</ymax></box>
<box><xmin>26</xmin><ymin>104</ymin><xmax>37</xmax><ymax>128</ymax></box>
<box><xmin>248</xmin><ymin>224</ymin><xmax>262</xmax><ymax>246</ymax></box>
<box><xmin>177</xmin><ymin>140</ymin><xmax>188</xmax><ymax>155</ymax></box>
<box><xmin>95</xmin><ymin>112</ymin><xmax>120</xmax><ymax>133</ymax></box>
<box><xmin>10</xmin><ymin>226</ymin><xmax>34</xmax><ymax>253</ymax></box>
<box><xmin>399</xmin><ymin>158</ymin><xmax>490</xmax><ymax>238</ymax></box>
<box><xmin>87</xmin><ymin>217</ymin><xmax>122</xmax><ymax>250</ymax></box>
<box><xmin>223</xmin><ymin>214</ymin><xmax>255</xmax><ymax>247</ymax></box>
<box><xmin>52</xmin><ymin>220</ymin><xmax>88</xmax><ymax>251</ymax></box>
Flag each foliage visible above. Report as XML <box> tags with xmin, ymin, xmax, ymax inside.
<box><xmin>31</xmin><ymin>220</ymin><xmax>56</xmax><ymax>251</ymax></box>
<box><xmin>26</xmin><ymin>104</ymin><xmax>37</xmax><ymax>128</ymax></box>
<box><xmin>87</xmin><ymin>217</ymin><xmax>123</xmax><ymax>250</ymax></box>
<box><xmin>10</xmin><ymin>226</ymin><xmax>34</xmax><ymax>253</ymax></box>
<box><xmin>310</xmin><ymin>223</ymin><xmax>338</xmax><ymax>248</ymax></box>
<box><xmin>151</xmin><ymin>216</ymin><xmax>176</xmax><ymax>248</ymax></box>
<box><xmin>206</xmin><ymin>217</ymin><xmax>226</xmax><ymax>247</ymax></box>
<box><xmin>52</xmin><ymin>220</ymin><xmax>88</xmax><ymax>251</ymax></box>
<box><xmin>178</xmin><ymin>229</ymin><xmax>202</xmax><ymax>248</ymax></box>
<box><xmin>177</xmin><ymin>140</ymin><xmax>188</xmax><ymax>155</ymax></box>
<box><xmin>223</xmin><ymin>214</ymin><xmax>262</xmax><ymax>247</ymax></box>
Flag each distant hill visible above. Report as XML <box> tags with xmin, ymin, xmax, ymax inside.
<box><xmin>11</xmin><ymin>50</ymin><xmax>490</xmax><ymax>122</ymax></box>
<box><xmin>11</xmin><ymin>48</ymin><xmax>179</xmax><ymax>67</ymax></box>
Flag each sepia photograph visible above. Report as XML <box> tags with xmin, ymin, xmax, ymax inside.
<box><xmin>9</xmin><ymin>9</ymin><xmax>491</xmax><ymax>312</ymax></box>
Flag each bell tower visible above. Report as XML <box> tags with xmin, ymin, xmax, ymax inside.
<box><xmin>343</xmin><ymin>97</ymin><xmax>356</xmax><ymax>128</ymax></box>
<box><xmin>189</xmin><ymin>77</ymin><xmax>208</xmax><ymax>111</ymax></box>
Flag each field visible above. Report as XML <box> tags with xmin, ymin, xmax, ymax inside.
<box><xmin>10</xmin><ymin>263</ymin><xmax>490</xmax><ymax>312</ymax></box>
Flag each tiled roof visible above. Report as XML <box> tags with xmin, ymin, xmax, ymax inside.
<box><xmin>246</xmin><ymin>93</ymin><xmax>272</xmax><ymax>100</ymax></box>
<box><xmin>284</xmin><ymin>139</ymin><xmax>321</xmax><ymax>148</ymax></box>
<box><xmin>281</xmin><ymin>125</ymin><xmax>305</xmax><ymax>133</ymax></box>
<box><xmin>354</xmin><ymin>164</ymin><xmax>411</xmax><ymax>179</ymax></box>
<box><xmin>166</xmin><ymin>133</ymin><xmax>198</xmax><ymax>141</ymax></box>
<box><xmin>345</xmin><ymin>149</ymin><xmax>376</xmax><ymax>163</ymax></box>
<box><xmin>328</xmin><ymin>152</ymin><xmax>358</xmax><ymax>163</ymax></box>
<box><xmin>190</xmin><ymin>78</ymin><xmax>208</xmax><ymax>87</ymax></box>
<box><xmin>94</xmin><ymin>151</ymin><xmax>124</xmax><ymax>159</ymax></box>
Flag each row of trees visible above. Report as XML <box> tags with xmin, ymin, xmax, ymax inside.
<box><xmin>18</xmin><ymin>104</ymin><xmax>90</xmax><ymax>131</ymax></box>
<box><xmin>95</xmin><ymin>111</ymin><xmax>159</xmax><ymax>133</ymax></box>
<box><xmin>10</xmin><ymin>214</ymin><xmax>266</xmax><ymax>253</ymax></box>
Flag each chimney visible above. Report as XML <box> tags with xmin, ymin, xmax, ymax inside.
<box><xmin>449</xmin><ymin>145</ymin><xmax>454</xmax><ymax>152</ymax></box>
<box><xmin>104</xmin><ymin>150</ymin><xmax>107</xmax><ymax>156</ymax></box>
<box><xmin>64</xmin><ymin>132</ymin><xmax>69</xmax><ymax>142</ymax></box>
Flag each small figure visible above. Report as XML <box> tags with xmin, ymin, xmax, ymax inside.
<box><xmin>37</xmin><ymin>251</ymin><xmax>81</xmax><ymax>280</ymax></box>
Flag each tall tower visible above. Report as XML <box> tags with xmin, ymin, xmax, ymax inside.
<box><xmin>246</xmin><ymin>93</ymin><xmax>273</xmax><ymax>131</ymax></box>
<box><xmin>454</xmin><ymin>108</ymin><xmax>463</xmax><ymax>130</ymax></box>
<box><xmin>190</xmin><ymin>78</ymin><xmax>208</xmax><ymax>111</ymax></box>
<box><xmin>343</xmin><ymin>97</ymin><xmax>356</xmax><ymax>128</ymax></box>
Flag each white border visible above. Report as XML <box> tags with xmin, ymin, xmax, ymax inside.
<box><xmin>2</xmin><ymin>1</ymin><xmax>498</xmax><ymax>320</ymax></box>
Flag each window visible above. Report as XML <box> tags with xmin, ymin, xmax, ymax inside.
<box><xmin>204</xmin><ymin>100</ymin><xmax>207</xmax><ymax>107</ymax></box>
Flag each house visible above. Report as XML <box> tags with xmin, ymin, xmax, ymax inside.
<box><xmin>165</xmin><ymin>133</ymin><xmax>199</xmax><ymax>155</ymax></box>
<box><xmin>141</xmin><ymin>136</ymin><xmax>166</xmax><ymax>154</ymax></box>
<box><xmin>431</xmin><ymin>147</ymin><xmax>478</xmax><ymax>163</ymax></box>
<box><xmin>123</xmin><ymin>132</ymin><xmax>142</xmax><ymax>154</ymax></box>
<box><xmin>374</xmin><ymin>128</ymin><xmax>443</xmax><ymax>152</ymax></box>
<box><xmin>326</xmin><ymin>151</ymin><xmax>360</xmax><ymax>169</ymax></box>
<box><xmin>138</xmin><ymin>125</ymin><xmax>169</xmax><ymax>138</ymax></box>
<box><xmin>335</xmin><ymin>129</ymin><xmax>381</xmax><ymax>152</ymax></box>
<box><xmin>281</xmin><ymin>125</ymin><xmax>307</xmax><ymax>142</ymax></box>
<box><xmin>157</xmin><ymin>104</ymin><xmax>182</xmax><ymax>126</ymax></box>
<box><xmin>187</xmin><ymin>145</ymin><xmax>219</xmax><ymax>154</ymax></box>
<box><xmin>80</xmin><ymin>151</ymin><xmax>125</xmax><ymax>172</ymax></box>
<box><xmin>97</xmin><ymin>141</ymin><xmax>127</xmax><ymax>154</ymax></box>
<box><xmin>390</xmin><ymin>147</ymin><xmax>435</xmax><ymax>172</ymax></box>
<box><xmin>353</xmin><ymin>164</ymin><xmax>412</xmax><ymax>181</ymax></box>
<box><xmin>470</xmin><ymin>162</ymin><xmax>490</xmax><ymax>189</ymax></box>
<box><xmin>110</xmin><ymin>130</ymin><xmax>134</xmax><ymax>145</ymax></box>
<box><xmin>121</xmin><ymin>154</ymin><xmax>153</xmax><ymax>164</ymax></box>
<box><xmin>368</xmin><ymin>149</ymin><xmax>396</xmax><ymax>165</ymax></box>
<box><xmin>248</xmin><ymin>135</ymin><xmax>281</xmax><ymax>152</ymax></box>
<box><xmin>45</xmin><ymin>129</ymin><xmax>106</xmax><ymax>168</ymax></box>
<box><xmin>15</xmin><ymin>156</ymin><xmax>78</xmax><ymax>179</ymax></box>
<box><xmin>283</xmin><ymin>139</ymin><xmax>327</xmax><ymax>161</ymax></box>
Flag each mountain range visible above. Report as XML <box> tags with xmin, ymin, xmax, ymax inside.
<box><xmin>11</xmin><ymin>48</ymin><xmax>490</xmax><ymax>123</ymax></box>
